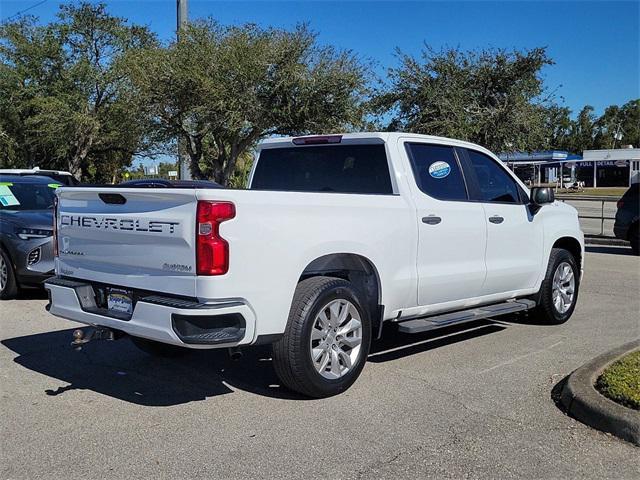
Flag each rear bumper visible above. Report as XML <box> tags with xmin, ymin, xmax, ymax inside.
<box><xmin>44</xmin><ymin>277</ymin><xmax>256</xmax><ymax>349</ymax></box>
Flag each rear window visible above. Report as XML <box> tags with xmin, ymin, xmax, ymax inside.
<box><xmin>251</xmin><ymin>144</ymin><xmax>393</xmax><ymax>194</ymax></box>
<box><xmin>46</xmin><ymin>174</ymin><xmax>78</xmax><ymax>186</ymax></box>
<box><xmin>405</xmin><ymin>143</ymin><xmax>468</xmax><ymax>201</ymax></box>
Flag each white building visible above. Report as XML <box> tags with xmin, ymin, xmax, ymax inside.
<box><xmin>579</xmin><ymin>148</ymin><xmax>640</xmax><ymax>187</ymax></box>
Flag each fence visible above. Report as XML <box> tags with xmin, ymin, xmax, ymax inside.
<box><xmin>556</xmin><ymin>195</ymin><xmax>619</xmax><ymax>237</ymax></box>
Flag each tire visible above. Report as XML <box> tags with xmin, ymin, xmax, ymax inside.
<box><xmin>130</xmin><ymin>336</ymin><xmax>190</xmax><ymax>358</ymax></box>
<box><xmin>0</xmin><ymin>248</ymin><xmax>18</xmax><ymax>300</ymax></box>
<box><xmin>530</xmin><ymin>248</ymin><xmax>580</xmax><ymax>325</ymax></box>
<box><xmin>272</xmin><ymin>276</ymin><xmax>372</xmax><ymax>398</ymax></box>
<box><xmin>629</xmin><ymin>223</ymin><xmax>639</xmax><ymax>256</ymax></box>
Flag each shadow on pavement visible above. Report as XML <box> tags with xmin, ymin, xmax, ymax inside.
<box><xmin>1</xmin><ymin>329</ymin><xmax>306</xmax><ymax>405</ymax></box>
<box><xmin>586</xmin><ymin>245</ymin><xmax>634</xmax><ymax>256</ymax></box>
<box><xmin>550</xmin><ymin>374</ymin><xmax>570</xmax><ymax>413</ymax></box>
<box><xmin>368</xmin><ymin>319</ymin><xmax>506</xmax><ymax>362</ymax></box>
<box><xmin>2</xmin><ymin>319</ymin><xmax>508</xmax><ymax>405</ymax></box>
<box><xmin>15</xmin><ymin>287</ymin><xmax>48</xmax><ymax>300</ymax></box>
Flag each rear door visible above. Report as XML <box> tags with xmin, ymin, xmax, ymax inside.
<box><xmin>403</xmin><ymin>141</ymin><xmax>487</xmax><ymax>306</ymax></box>
<box><xmin>56</xmin><ymin>188</ymin><xmax>198</xmax><ymax>297</ymax></box>
<box><xmin>460</xmin><ymin>148</ymin><xmax>544</xmax><ymax>296</ymax></box>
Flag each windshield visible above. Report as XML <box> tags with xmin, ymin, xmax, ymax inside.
<box><xmin>0</xmin><ymin>182</ymin><xmax>58</xmax><ymax>211</ymax></box>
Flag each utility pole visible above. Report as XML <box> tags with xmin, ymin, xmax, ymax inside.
<box><xmin>177</xmin><ymin>0</ymin><xmax>192</xmax><ymax>180</ymax></box>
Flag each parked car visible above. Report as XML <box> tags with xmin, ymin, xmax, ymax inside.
<box><xmin>45</xmin><ymin>133</ymin><xmax>584</xmax><ymax>397</ymax></box>
<box><xmin>614</xmin><ymin>183</ymin><xmax>639</xmax><ymax>255</ymax></box>
<box><xmin>0</xmin><ymin>168</ymin><xmax>79</xmax><ymax>186</ymax></box>
<box><xmin>0</xmin><ymin>175</ymin><xmax>59</xmax><ymax>298</ymax></box>
<box><xmin>119</xmin><ymin>179</ymin><xmax>222</xmax><ymax>188</ymax></box>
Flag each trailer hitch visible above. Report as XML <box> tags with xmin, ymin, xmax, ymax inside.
<box><xmin>71</xmin><ymin>327</ymin><xmax>124</xmax><ymax>350</ymax></box>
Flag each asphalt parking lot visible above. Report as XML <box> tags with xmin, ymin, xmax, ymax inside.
<box><xmin>1</xmin><ymin>246</ymin><xmax>639</xmax><ymax>479</ymax></box>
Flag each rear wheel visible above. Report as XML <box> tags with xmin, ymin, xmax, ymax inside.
<box><xmin>531</xmin><ymin>248</ymin><xmax>580</xmax><ymax>324</ymax></box>
<box><xmin>130</xmin><ymin>336</ymin><xmax>190</xmax><ymax>358</ymax></box>
<box><xmin>272</xmin><ymin>276</ymin><xmax>371</xmax><ymax>398</ymax></box>
<box><xmin>0</xmin><ymin>249</ymin><xmax>18</xmax><ymax>300</ymax></box>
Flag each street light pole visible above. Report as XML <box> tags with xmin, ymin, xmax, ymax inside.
<box><xmin>177</xmin><ymin>0</ymin><xmax>188</xmax><ymax>31</ymax></box>
<box><xmin>177</xmin><ymin>0</ymin><xmax>192</xmax><ymax>180</ymax></box>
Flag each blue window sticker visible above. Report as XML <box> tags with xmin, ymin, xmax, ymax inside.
<box><xmin>428</xmin><ymin>161</ymin><xmax>451</xmax><ymax>179</ymax></box>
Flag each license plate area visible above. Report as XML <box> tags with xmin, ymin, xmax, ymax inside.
<box><xmin>106</xmin><ymin>288</ymin><xmax>133</xmax><ymax>319</ymax></box>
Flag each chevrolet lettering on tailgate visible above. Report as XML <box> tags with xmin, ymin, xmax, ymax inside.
<box><xmin>60</xmin><ymin>215</ymin><xmax>180</xmax><ymax>234</ymax></box>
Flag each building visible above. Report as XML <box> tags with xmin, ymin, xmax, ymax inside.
<box><xmin>500</xmin><ymin>151</ymin><xmax>582</xmax><ymax>187</ymax></box>
<box><xmin>500</xmin><ymin>147</ymin><xmax>640</xmax><ymax>187</ymax></box>
<box><xmin>579</xmin><ymin>148</ymin><xmax>640</xmax><ymax>187</ymax></box>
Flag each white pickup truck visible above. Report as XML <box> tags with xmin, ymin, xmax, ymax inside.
<box><xmin>45</xmin><ymin>133</ymin><xmax>584</xmax><ymax>397</ymax></box>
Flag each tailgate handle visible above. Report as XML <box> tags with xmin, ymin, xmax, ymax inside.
<box><xmin>99</xmin><ymin>193</ymin><xmax>127</xmax><ymax>205</ymax></box>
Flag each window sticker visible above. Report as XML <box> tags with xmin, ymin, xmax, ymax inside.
<box><xmin>0</xmin><ymin>185</ymin><xmax>20</xmax><ymax>207</ymax></box>
<box><xmin>428</xmin><ymin>161</ymin><xmax>451</xmax><ymax>179</ymax></box>
<box><xmin>48</xmin><ymin>183</ymin><xmax>62</xmax><ymax>189</ymax></box>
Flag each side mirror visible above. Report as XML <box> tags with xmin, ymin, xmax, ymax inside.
<box><xmin>529</xmin><ymin>187</ymin><xmax>554</xmax><ymax>215</ymax></box>
<box><xmin>530</xmin><ymin>187</ymin><xmax>555</xmax><ymax>205</ymax></box>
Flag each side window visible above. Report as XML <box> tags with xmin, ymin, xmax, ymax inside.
<box><xmin>466</xmin><ymin>149</ymin><xmax>521</xmax><ymax>203</ymax></box>
<box><xmin>405</xmin><ymin>143</ymin><xmax>468</xmax><ymax>201</ymax></box>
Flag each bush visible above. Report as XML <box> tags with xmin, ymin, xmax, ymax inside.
<box><xmin>596</xmin><ymin>350</ymin><xmax>640</xmax><ymax>410</ymax></box>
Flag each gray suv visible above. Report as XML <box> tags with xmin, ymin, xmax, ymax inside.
<box><xmin>0</xmin><ymin>175</ymin><xmax>58</xmax><ymax>298</ymax></box>
<box><xmin>613</xmin><ymin>183</ymin><xmax>639</xmax><ymax>255</ymax></box>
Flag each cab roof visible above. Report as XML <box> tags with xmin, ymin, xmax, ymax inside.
<box><xmin>258</xmin><ymin>132</ymin><xmax>496</xmax><ymax>157</ymax></box>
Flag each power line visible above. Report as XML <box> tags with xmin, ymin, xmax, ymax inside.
<box><xmin>3</xmin><ymin>0</ymin><xmax>49</xmax><ymax>22</ymax></box>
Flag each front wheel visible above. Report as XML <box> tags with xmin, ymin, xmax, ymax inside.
<box><xmin>531</xmin><ymin>248</ymin><xmax>580</xmax><ymax>324</ymax></box>
<box><xmin>272</xmin><ymin>276</ymin><xmax>372</xmax><ymax>398</ymax></box>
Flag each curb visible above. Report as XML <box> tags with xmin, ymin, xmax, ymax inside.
<box><xmin>560</xmin><ymin>340</ymin><xmax>640</xmax><ymax>446</ymax></box>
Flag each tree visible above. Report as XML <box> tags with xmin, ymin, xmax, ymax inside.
<box><xmin>0</xmin><ymin>2</ymin><xmax>159</xmax><ymax>181</ymax></box>
<box><xmin>544</xmin><ymin>104</ymin><xmax>572</xmax><ymax>151</ymax></box>
<box><xmin>593</xmin><ymin>99</ymin><xmax>640</xmax><ymax>149</ymax></box>
<box><xmin>373</xmin><ymin>46</ymin><xmax>554</xmax><ymax>153</ymax></box>
<box><xmin>549</xmin><ymin>99</ymin><xmax>640</xmax><ymax>154</ymax></box>
<box><xmin>128</xmin><ymin>21</ymin><xmax>370</xmax><ymax>184</ymax></box>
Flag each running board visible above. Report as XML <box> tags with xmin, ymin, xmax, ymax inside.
<box><xmin>397</xmin><ymin>299</ymin><xmax>536</xmax><ymax>334</ymax></box>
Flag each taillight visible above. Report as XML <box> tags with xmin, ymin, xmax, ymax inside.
<box><xmin>53</xmin><ymin>196</ymin><xmax>58</xmax><ymax>257</ymax></box>
<box><xmin>292</xmin><ymin>135</ymin><xmax>342</xmax><ymax>145</ymax></box>
<box><xmin>617</xmin><ymin>199</ymin><xmax>624</xmax><ymax>209</ymax></box>
<box><xmin>196</xmin><ymin>200</ymin><xmax>235</xmax><ymax>275</ymax></box>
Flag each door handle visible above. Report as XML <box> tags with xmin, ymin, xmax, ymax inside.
<box><xmin>422</xmin><ymin>216</ymin><xmax>442</xmax><ymax>225</ymax></box>
<box><xmin>488</xmin><ymin>215</ymin><xmax>504</xmax><ymax>224</ymax></box>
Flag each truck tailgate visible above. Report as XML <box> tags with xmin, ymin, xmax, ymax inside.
<box><xmin>56</xmin><ymin>187</ymin><xmax>198</xmax><ymax>297</ymax></box>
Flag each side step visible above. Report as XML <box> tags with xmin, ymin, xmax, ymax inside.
<box><xmin>397</xmin><ymin>299</ymin><xmax>536</xmax><ymax>334</ymax></box>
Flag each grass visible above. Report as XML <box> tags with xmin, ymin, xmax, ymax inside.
<box><xmin>595</xmin><ymin>350</ymin><xmax>640</xmax><ymax>410</ymax></box>
<box><xmin>556</xmin><ymin>187</ymin><xmax>627</xmax><ymax>197</ymax></box>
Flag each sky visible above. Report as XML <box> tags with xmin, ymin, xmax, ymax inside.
<box><xmin>2</xmin><ymin>0</ymin><xmax>638</xmax><ymax>116</ymax></box>
<box><xmin>1</xmin><ymin>0</ymin><xmax>638</xmax><ymax>167</ymax></box>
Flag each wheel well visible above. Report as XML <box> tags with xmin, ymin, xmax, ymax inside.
<box><xmin>553</xmin><ymin>237</ymin><xmax>582</xmax><ymax>269</ymax></box>
<box><xmin>300</xmin><ymin>253</ymin><xmax>382</xmax><ymax>327</ymax></box>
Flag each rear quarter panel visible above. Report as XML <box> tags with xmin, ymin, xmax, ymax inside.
<box><xmin>195</xmin><ymin>188</ymin><xmax>418</xmax><ymax>337</ymax></box>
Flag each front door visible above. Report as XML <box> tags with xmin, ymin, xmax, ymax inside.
<box><xmin>461</xmin><ymin>148</ymin><xmax>544</xmax><ymax>296</ymax></box>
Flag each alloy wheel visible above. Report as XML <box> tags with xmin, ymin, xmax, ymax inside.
<box><xmin>309</xmin><ymin>299</ymin><xmax>363</xmax><ymax>379</ymax></box>
<box><xmin>552</xmin><ymin>261</ymin><xmax>575</xmax><ymax>314</ymax></box>
<box><xmin>0</xmin><ymin>254</ymin><xmax>7</xmax><ymax>293</ymax></box>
